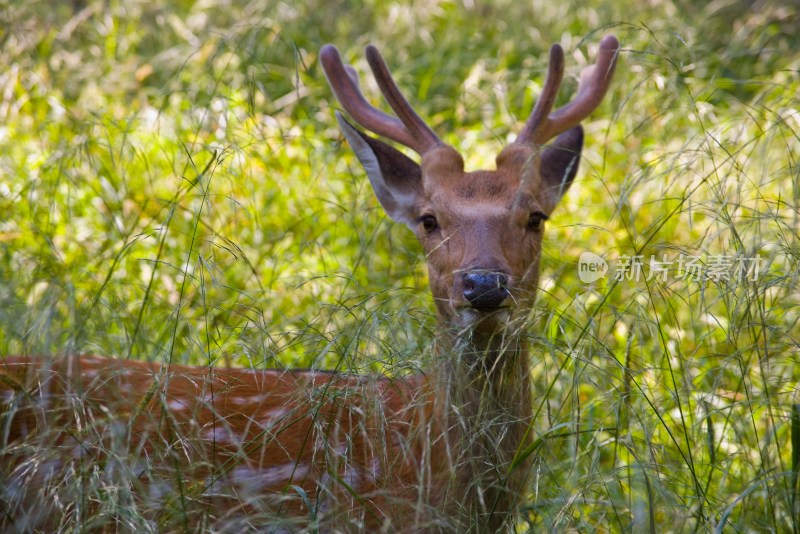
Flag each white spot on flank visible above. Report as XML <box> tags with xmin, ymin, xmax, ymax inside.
<box><xmin>228</xmin><ymin>396</ymin><xmax>251</xmax><ymax>405</ymax></box>
<box><xmin>202</xmin><ymin>426</ymin><xmax>239</xmax><ymax>444</ymax></box>
<box><xmin>38</xmin><ymin>460</ymin><xmax>63</xmax><ymax>481</ymax></box>
<box><xmin>82</xmin><ymin>368</ymin><xmax>98</xmax><ymax>378</ymax></box>
<box><xmin>149</xmin><ymin>481</ymin><xmax>173</xmax><ymax>502</ymax></box>
<box><xmin>258</xmin><ymin>407</ymin><xmax>289</xmax><ymax>426</ymax></box>
<box><xmin>342</xmin><ymin>465</ymin><xmax>361</xmax><ymax>491</ymax></box>
<box><xmin>230</xmin><ymin>462</ymin><xmax>311</xmax><ymax>491</ymax></box>
<box><xmin>368</xmin><ymin>457</ymin><xmax>382</xmax><ymax>482</ymax></box>
<box><xmin>167</xmin><ymin>399</ymin><xmax>189</xmax><ymax>412</ymax></box>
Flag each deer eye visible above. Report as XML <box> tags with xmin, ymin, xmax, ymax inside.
<box><xmin>419</xmin><ymin>214</ymin><xmax>438</xmax><ymax>233</ymax></box>
<box><xmin>526</xmin><ymin>211</ymin><xmax>548</xmax><ymax>232</ymax></box>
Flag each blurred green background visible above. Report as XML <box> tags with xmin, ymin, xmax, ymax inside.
<box><xmin>1</xmin><ymin>0</ymin><xmax>798</xmax><ymax>530</ymax></box>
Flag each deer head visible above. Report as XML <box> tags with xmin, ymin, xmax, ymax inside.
<box><xmin>321</xmin><ymin>37</ymin><xmax>618</xmax><ymax>335</ymax></box>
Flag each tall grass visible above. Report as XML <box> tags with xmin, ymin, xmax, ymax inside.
<box><xmin>1</xmin><ymin>0</ymin><xmax>798</xmax><ymax>530</ymax></box>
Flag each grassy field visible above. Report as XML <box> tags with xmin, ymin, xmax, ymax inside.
<box><xmin>1</xmin><ymin>0</ymin><xmax>798</xmax><ymax>531</ymax></box>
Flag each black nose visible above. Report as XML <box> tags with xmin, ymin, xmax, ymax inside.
<box><xmin>462</xmin><ymin>272</ymin><xmax>509</xmax><ymax>309</ymax></box>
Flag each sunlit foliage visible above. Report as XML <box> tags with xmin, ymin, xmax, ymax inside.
<box><xmin>1</xmin><ymin>0</ymin><xmax>798</xmax><ymax>530</ymax></box>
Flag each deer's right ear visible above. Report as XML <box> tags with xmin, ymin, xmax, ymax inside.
<box><xmin>336</xmin><ymin>112</ymin><xmax>422</xmax><ymax>226</ymax></box>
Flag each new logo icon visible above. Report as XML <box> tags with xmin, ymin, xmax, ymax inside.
<box><xmin>578</xmin><ymin>252</ymin><xmax>608</xmax><ymax>283</ymax></box>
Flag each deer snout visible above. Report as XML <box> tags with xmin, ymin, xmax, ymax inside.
<box><xmin>462</xmin><ymin>271</ymin><xmax>509</xmax><ymax>310</ymax></box>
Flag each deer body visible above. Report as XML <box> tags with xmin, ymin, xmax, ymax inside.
<box><xmin>0</xmin><ymin>36</ymin><xmax>618</xmax><ymax>532</ymax></box>
<box><xmin>1</xmin><ymin>355</ymin><xmax>440</xmax><ymax>529</ymax></box>
<box><xmin>1</xmin><ymin>349</ymin><xmax>523</xmax><ymax>530</ymax></box>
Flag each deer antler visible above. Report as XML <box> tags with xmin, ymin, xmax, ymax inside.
<box><xmin>516</xmin><ymin>35</ymin><xmax>619</xmax><ymax>146</ymax></box>
<box><xmin>320</xmin><ymin>44</ymin><xmax>442</xmax><ymax>155</ymax></box>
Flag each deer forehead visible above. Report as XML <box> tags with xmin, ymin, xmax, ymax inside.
<box><xmin>423</xmin><ymin>169</ymin><xmax>542</xmax><ymax>221</ymax></box>
<box><xmin>425</xmin><ymin>195</ymin><xmax>518</xmax><ymax>223</ymax></box>
<box><xmin>424</xmin><ymin>164</ymin><xmax>526</xmax><ymax>199</ymax></box>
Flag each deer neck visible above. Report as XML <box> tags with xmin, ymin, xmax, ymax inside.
<box><xmin>426</xmin><ymin>320</ymin><xmax>532</xmax><ymax>528</ymax></box>
<box><xmin>435</xmin><ymin>323</ymin><xmax>531</xmax><ymax>420</ymax></box>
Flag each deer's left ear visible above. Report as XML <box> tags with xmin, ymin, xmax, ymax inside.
<box><xmin>538</xmin><ymin>125</ymin><xmax>584</xmax><ymax>214</ymax></box>
<box><xmin>335</xmin><ymin>112</ymin><xmax>423</xmax><ymax>226</ymax></box>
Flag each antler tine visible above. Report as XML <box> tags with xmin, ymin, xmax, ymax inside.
<box><xmin>320</xmin><ymin>44</ymin><xmax>441</xmax><ymax>155</ymax></box>
<box><xmin>515</xmin><ymin>43</ymin><xmax>565</xmax><ymax>146</ymax></box>
<box><xmin>364</xmin><ymin>45</ymin><xmax>442</xmax><ymax>154</ymax></box>
<box><xmin>517</xmin><ymin>35</ymin><xmax>619</xmax><ymax>146</ymax></box>
<box><xmin>320</xmin><ymin>45</ymin><xmax>419</xmax><ymax>151</ymax></box>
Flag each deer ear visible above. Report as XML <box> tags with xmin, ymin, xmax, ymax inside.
<box><xmin>336</xmin><ymin>112</ymin><xmax>422</xmax><ymax>226</ymax></box>
<box><xmin>539</xmin><ymin>125</ymin><xmax>584</xmax><ymax>214</ymax></box>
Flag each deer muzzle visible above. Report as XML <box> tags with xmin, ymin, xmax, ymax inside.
<box><xmin>462</xmin><ymin>271</ymin><xmax>510</xmax><ymax>310</ymax></box>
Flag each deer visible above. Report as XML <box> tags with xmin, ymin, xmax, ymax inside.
<box><xmin>0</xmin><ymin>35</ymin><xmax>619</xmax><ymax>532</ymax></box>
